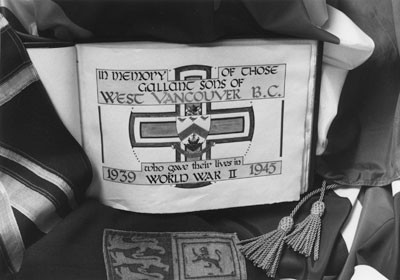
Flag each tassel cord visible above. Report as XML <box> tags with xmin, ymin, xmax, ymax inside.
<box><xmin>284</xmin><ymin>182</ymin><xmax>338</xmax><ymax>260</ymax></box>
<box><xmin>238</xmin><ymin>216</ymin><xmax>294</xmax><ymax>277</ymax></box>
<box><xmin>238</xmin><ymin>182</ymin><xmax>339</xmax><ymax>277</ymax></box>
<box><xmin>288</xmin><ymin>182</ymin><xmax>337</xmax><ymax>219</ymax></box>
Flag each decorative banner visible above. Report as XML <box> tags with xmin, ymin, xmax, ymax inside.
<box><xmin>97</xmin><ymin>64</ymin><xmax>284</xmax><ymax>188</ymax></box>
<box><xmin>77</xmin><ymin>40</ymin><xmax>319</xmax><ymax>213</ymax></box>
<box><xmin>96</xmin><ymin>64</ymin><xmax>286</xmax><ymax>105</ymax></box>
<box><xmin>102</xmin><ymin>158</ymin><xmax>282</xmax><ymax>185</ymax></box>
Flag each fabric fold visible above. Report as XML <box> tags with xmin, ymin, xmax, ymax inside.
<box><xmin>0</xmin><ymin>13</ymin><xmax>92</xmax><ymax>278</ymax></box>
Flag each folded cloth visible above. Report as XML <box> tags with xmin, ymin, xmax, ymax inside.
<box><xmin>16</xmin><ymin>191</ymin><xmax>351</xmax><ymax>280</ymax></box>
<box><xmin>317</xmin><ymin>0</ymin><xmax>400</xmax><ymax>186</ymax></box>
<box><xmin>0</xmin><ymin>14</ymin><xmax>92</xmax><ymax>279</ymax></box>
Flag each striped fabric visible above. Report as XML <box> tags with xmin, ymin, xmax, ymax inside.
<box><xmin>0</xmin><ymin>180</ymin><xmax>24</xmax><ymax>278</ymax></box>
<box><xmin>0</xmin><ymin>14</ymin><xmax>92</xmax><ymax>279</ymax></box>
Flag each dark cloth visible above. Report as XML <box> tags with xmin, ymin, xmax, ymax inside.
<box><xmin>52</xmin><ymin>0</ymin><xmax>338</xmax><ymax>44</ymax></box>
<box><xmin>337</xmin><ymin>185</ymin><xmax>400</xmax><ymax>280</ymax></box>
<box><xmin>0</xmin><ymin>10</ymin><xmax>91</xmax><ymax>279</ymax></box>
<box><xmin>318</xmin><ymin>0</ymin><xmax>400</xmax><ymax>186</ymax></box>
<box><xmin>16</xmin><ymin>192</ymin><xmax>351</xmax><ymax>280</ymax></box>
<box><xmin>0</xmin><ymin>13</ymin><xmax>92</xmax><ymax>208</ymax></box>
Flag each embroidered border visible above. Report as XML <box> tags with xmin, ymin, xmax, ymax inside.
<box><xmin>103</xmin><ymin>230</ymin><xmax>247</xmax><ymax>280</ymax></box>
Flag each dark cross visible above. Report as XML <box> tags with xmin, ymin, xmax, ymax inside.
<box><xmin>129</xmin><ymin>103</ymin><xmax>254</xmax><ymax>162</ymax></box>
<box><xmin>128</xmin><ymin>65</ymin><xmax>254</xmax><ymax>187</ymax></box>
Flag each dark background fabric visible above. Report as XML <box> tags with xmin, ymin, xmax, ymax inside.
<box><xmin>16</xmin><ymin>192</ymin><xmax>351</xmax><ymax>280</ymax></box>
<box><xmin>318</xmin><ymin>0</ymin><xmax>400</xmax><ymax>186</ymax></box>
<box><xmin>51</xmin><ymin>0</ymin><xmax>338</xmax><ymax>44</ymax></box>
<box><xmin>337</xmin><ymin>185</ymin><xmax>400</xmax><ymax>280</ymax></box>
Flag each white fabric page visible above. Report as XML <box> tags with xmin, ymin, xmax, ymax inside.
<box><xmin>28</xmin><ymin>47</ymin><xmax>82</xmax><ymax>144</ymax></box>
<box><xmin>77</xmin><ymin>39</ymin><xmax>318</xmax><ymax>213</ymax></box>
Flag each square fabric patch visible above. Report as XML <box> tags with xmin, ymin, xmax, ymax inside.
<box><xmin>103</xmin><ymin>230</ymin><xmax>247</xmax><ymax>280</ymax></box>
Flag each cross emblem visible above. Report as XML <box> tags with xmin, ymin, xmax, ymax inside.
<box><xmin>129</xmin><ymin>65</ymin><xmax>254</xmax><ymax>187</ymax></box>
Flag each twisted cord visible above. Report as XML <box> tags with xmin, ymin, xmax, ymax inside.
<box><xmin>289</xmin><ymin>182</ymin><xmax>337</xmax><ymax>218</ymax></box>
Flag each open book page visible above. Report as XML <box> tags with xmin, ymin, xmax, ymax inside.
<box><xmin>28</xmin><ymin>47</ymin><xmax>82</xmax><ymax>144</ymax></box>
<box><xmin>76</xmin><ymin>40</ymin><xmax>318</xmax><ymax>213</ymax></box>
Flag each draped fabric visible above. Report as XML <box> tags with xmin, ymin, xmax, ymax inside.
<box><xmin>14</xmin><ymin>194</ymin><xmax>351</xmax><ymax>280</ymax></box>
<box><xmin>337</xmin><ymin>185</ymin><xmax>400</xmax><ymax>279</ymax></box>
<box><xmin>318</xmin><ymin>0</ymin><xmax>400</xmax><ymax>187</ymax></box>
<box><xmin>12</xmin><ymin>185</ymin><xmax>400</xmax><ymax>280</ymax></box>
<box><xmin>0</xmin><ymin>0</ymin><xmax>400</xmax><ymax>279</ymax></box>
<box><xmin>0</xmin><ymin>11</ymin><xmax>92</xmax><ymax>280</ymax></box>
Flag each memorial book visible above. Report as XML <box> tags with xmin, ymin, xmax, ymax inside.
<box><xmin>27</xmin><ymin>39</ymin><xmax>321</xmax><ymax>213</ymax></box>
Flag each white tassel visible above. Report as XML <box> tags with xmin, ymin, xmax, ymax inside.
<box><xmin>238</xmin><ymin>182</ymin><xmax>338</xmax><ymax>277</ymax></box>
<box><xmin>238</xmin><ymin>216</ymin><xmax>293</xmax><ymax>278</ymax></box>
<box><xmin>285</xmin><ymin>200</ymin><xmax>325</xmax><ymax>260</ymax></box>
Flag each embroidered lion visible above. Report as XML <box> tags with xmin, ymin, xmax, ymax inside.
<box><xmin>107</xmin><ymin>235</ymin><xmax>166</xmax><ymax>255</ymax></box>
<box><xmin>192</xmin><ymin>247</ymin><xmax>223</xmax><ymax>272</ymax></box>
<box><xmin>110</xmin><ymin>251</ymin><xmax>169</xmax><ymax>273</ymax></box>
<box><xmin>115</xmin><ymin>266</ymin><xmax>164</xmax><ymax>280</ymax></box>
